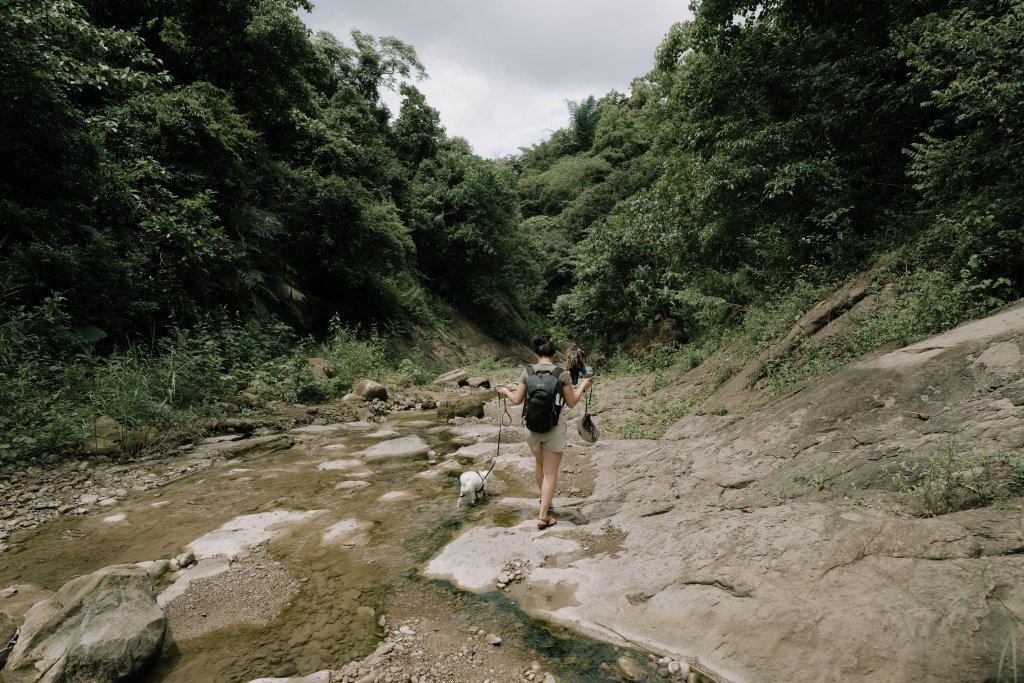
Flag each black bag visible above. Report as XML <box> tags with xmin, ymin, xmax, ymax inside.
<box><xmin>522</xmin><ymin>366</ymin><xmax>563</xmax><ymax>432</ymax></box>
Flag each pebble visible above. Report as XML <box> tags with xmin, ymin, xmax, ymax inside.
<box><xmin>617</xmin><ymin>656</ymin><xmax>643</xmax><ymax>681</ymax></box>
<box><xmin>485</xmin><ymin>634</ymin><xmax>501</xmax><ymax>646</ymax></box>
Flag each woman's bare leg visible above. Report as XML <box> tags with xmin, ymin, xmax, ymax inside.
<box><xmin>538</xmin><ymin>449</ymin><xmax>562</xmax><ymax>523</ymax></box>
<box><xmin>532</xmin><ymin>448</ymin><xmax>544</xmax><ymax>492</ymax></box>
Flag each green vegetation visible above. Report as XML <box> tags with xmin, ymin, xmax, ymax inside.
<box><xmin>616</xmin><ymin>390</ymin><xmax>709</xmax><ymax>440</ymax></box>
<box><xmin>4</xmin><ymin>0</ymin><xmax>1024</xmax><ymax>466</ymax></box>
<box><xmin>887</xmin><ymin>441</ymin><xmax>1024</xmax><ymax>517</ymax></box>
<box><xmin>0</xmin><ymin>291</ymin><xmax>439</xmax><ymax>469</ymax></box>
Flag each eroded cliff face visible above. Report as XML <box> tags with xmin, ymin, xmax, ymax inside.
<box><xmin>428</xmin><ymin>300</ymin><xmax>1024</xmax><ymax>683</ymax></box>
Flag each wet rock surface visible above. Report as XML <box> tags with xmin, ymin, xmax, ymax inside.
<box><xmin>4</xmin><ymin>303</ymin><xmax>1024</xmax><ymax>683</ymax></box>
<box><xmin>432</xmin><ymin>301</ymin><xmax>1024</xmax><ymax>683</ymax></box>
<box><xmin>2</xmin><ymin>565</ymin><xmax>165</xmax><ymax>683</ymax></box>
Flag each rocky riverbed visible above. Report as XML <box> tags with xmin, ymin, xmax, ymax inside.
<box><xmin>6</xmin><ymin>301</ymin><xmax>1023</xmax><ymax>683</ymax></box>
<box><xmin>0</xmin><ymin>384</ymin><xmax>702</xmax><ymax>683</ymax></box>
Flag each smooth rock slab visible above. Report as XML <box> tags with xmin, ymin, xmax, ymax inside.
<box><xmin>322</xmin><ymin>519</ymin><xmax>372</xmax><ymax>546</ymax></box>
<box><xmin>423</xmin><ymin>521</ymin><xmax>580</xmax><ymax>592</ymax></box>
<box><xmin>316</xmin><ymin>459</ymin><xmax>363</xmax><ymax>471</ymax></box>
<box><xmin>335</xmin><ymin>480</ymin><xmax>371</xmax><ymax>490</ymax></box>
<box><xmin>2</xmin><ymin>565</ymin><xmax>165</xmax><ymax>683</ymax></box>
<box><xmin>447</xmin><ymin>423</ymin><xmax>501</xmax><ymax>439</ymax></box>
<box><xmin>377</xmin><ymin>491</ymin><xmax>415</xmax><ymax>503</ymax></box>
<box><xmin>187</xmin><ymin>510</ymin><xmax>322</xmax><ymax>561</ymax></box>
<box><xmin>452</xmin><ymin>442</ymin><xmax>497</xmax><ymax>458</ymax></box>
<box><xmin>248</xmin><ymin>672</ymin><xmax>331</xmax><ymax>683</ymax></box>
<box><xmin>359</xmin><ymin>436</ymin><xmax>430</xmax><ymax>460</ymax></box>
<box><xmin>157</xmin><ymin>558</ymin><xmax>231</xmax><ymax>607</ymax></box>
<box><xmin>288</xmin><ymin>424</ymin><xmax>347</xmax><ymax>434</ymax></box>
<box><xmin>413</xmin><ymin>461</ymin><xmax>462</xmax><ymax>480</ymax></box>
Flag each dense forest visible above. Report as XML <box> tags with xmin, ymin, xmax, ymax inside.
<box><xmin>3</xmin><ymin>0</ymin><xmax>1023</xmax><ymax>465</ymax></box>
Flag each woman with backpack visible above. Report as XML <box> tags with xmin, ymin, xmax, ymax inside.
<box><xmin>496</xmin><ymin>335</ymin><xmax>592</xmax><ymax>529</ymax></box>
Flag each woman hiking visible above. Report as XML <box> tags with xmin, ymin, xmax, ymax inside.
<box><xmin>497</xmin><ymin>335</ymin><xmax>592</xmax><ymax>529</ymax></box>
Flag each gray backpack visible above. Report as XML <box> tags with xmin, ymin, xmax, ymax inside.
<box><xmin>522</xmin><ymin>366</ymin><xmax>562</xmax><ymax>432</ymax></box>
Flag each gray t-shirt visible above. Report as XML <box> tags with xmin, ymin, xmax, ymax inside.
<box><xmin>519</xmin><ymin>363</ymin><xmax>571</xmax><ymax>433</ymax></box>
<box><xmin>519</xmin><ymin>363</ymin><xmax>572</xmax><ymax>393</ymax></box>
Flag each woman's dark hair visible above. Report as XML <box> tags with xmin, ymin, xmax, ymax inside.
<box><xmin>531</xmin><ymin>335</ymin><xmax>557</xmax><ymax>358</ymax></box>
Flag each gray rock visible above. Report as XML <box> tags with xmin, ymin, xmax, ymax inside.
<box><xmin>92</xmin><ymin>416</ymin><xmax>121</xmax><ymax>440</ymax></box>
<box><xmin>617</xmin><ymin>656</ymin><xmax>643</xmax><ymax>681</ymax></box>
<box><xmin>305</xmin><ymin>357</ymin><xmax>334</xmax><ymax>379</ymax></box>
<box><xmin>354</xmin><ymin>379</ymin><xmax>388</xmax><ymax>402</ymax></box>
<box><xmin>1</xmin><ymin>564</ymin><xmax>165</xmax><ymax>683</ymax></box>
<box><xmin>0</xmin><ymin>611</ymin><xmax>16</xmax><ymax>669</ymax></box>
<box><xmin>436</xmin><ymin>396</ymin><xmax>486</xmax><ymax>420</ymax></box>
<box><xmin>436</xmin><ymin>369</ymin><xmax>469</xmax><ymax>384</ymax></box>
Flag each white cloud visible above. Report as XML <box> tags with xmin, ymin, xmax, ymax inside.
<box><xmin>302</xmin><ymin>0</ymin><xmax>693</xmax><ymax>157</ymax></box>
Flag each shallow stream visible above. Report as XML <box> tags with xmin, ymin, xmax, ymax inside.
<box><xmin>0</xmin><ymin>413</ymin><xmax>657</xmax><ymax>682</ymax></box>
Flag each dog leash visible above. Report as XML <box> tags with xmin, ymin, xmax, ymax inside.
<box><xmin>481</xmin><ymin>396</ymin><xmax>512</xmax><ymax>482</ymax></box>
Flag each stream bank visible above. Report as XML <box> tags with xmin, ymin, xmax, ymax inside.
<box><xmin>0</xmin><ymin>393</ymin><xmax>694</xmax><ymax>683</ymax></box>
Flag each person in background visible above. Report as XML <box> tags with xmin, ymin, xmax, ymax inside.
<box><xmin>565</xmin><ymin>341</ymin><xmax>586</xmax><ymax>386</ymax></box>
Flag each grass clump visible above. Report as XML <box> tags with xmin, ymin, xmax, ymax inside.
<box><xmin>0</xmin><ymin>295</ymin><xmax>438</xmax><ymax>470</ymax></box>
<box><xmin>616</xmin><ymin>389</ymin><xmax>710</xmax><ymax>439</ymax></box>
<box><xmin>755</xmin><ymin>269</ymin><xmax>995</xmax><ymax>396</ymax></box>
<box><xmin>887</xmin><ymin>441</ymin><xmax>1024</xmax><ymax>516</ymax></box>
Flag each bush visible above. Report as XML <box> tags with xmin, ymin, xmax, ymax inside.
<box><xmin>756</xmin><ymin>269</ymin><xmax>994</xmax><ymax>396</ymax></box>
<box><xmin>887</xmin><ymin>441</ymin><xmax>1024</xmax><ymax>516</ymax></box>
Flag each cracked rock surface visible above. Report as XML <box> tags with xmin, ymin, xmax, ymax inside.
<box><xmin>431</xmin><ymin>301</ymin><xmax>1024</xmax><ymax>683</ymax></box>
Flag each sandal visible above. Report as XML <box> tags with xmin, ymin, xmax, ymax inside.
<box><xmin>537</xmin><ymin>517</ymin><xmax>557</xmax><ymax>530</ymax></box>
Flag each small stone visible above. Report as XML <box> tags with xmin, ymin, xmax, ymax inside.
<box><xmin>97</xmin><ymin>497</ymin><xmax>117</xmax><ymax>507</ymax></box>
<box><xmin>399</xmin><ymin>625</ymin><xmax>416</xmax><ymax>635</ymax></box>
<box><xmin>497</xmin><ymin>572</ymin><xmax>511</xmax><ymax>584</ymax></box>
<box><xmin>79</xmin><ymin>494</ymin><xmax>99</xmax><ymax>505</ymax></box>
<box><xmin>175</xmin><ymin>550</ymin><xmax>195</xmax><ymax>568</ymax></box>
<box><xmin>378</xmin><ymin>615</ymin><xmax>388</xmax><ymax>628</ymax></box>
<box><xmin>486</xmin><ymin>633</ymin><xmax>501</xmax><ymax>646</ymax></box>
<box><xmin>543</xmin><ymin>674</ymin><xmax>556</xmax><ymax>683</ymax></box>
<box><xmin>617</xmin><ymin>656</ymin><xmax>643</xmax><ymax>681</ymax></box>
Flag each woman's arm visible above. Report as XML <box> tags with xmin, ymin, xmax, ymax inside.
<box><xmin>497</xmin><ymin>383</ymin><xmax>527</xmax><ymax>406</ymax></box>
<box><xmin>561</xmin><ymin>378</ymin><xmax>592</xmax><ymax>409</ymax></box>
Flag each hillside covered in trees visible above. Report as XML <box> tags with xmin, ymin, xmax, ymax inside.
<box><xmin>3</xmin><ymin>0</ymin><xmax>1023</xmax><ymax>465</ymax></box>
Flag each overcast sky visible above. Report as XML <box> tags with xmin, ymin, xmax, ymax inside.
<box><xmin>301</xmin><ymin>1</ymin><xmax>692</xmax><ymax>158</ymax></box>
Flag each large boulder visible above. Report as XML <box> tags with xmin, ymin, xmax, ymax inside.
<box><xmin>435</xmin><ymin>369</ymin><xmax>468</xmax><ymax>385</ymax></box>
<box><xmin>0</xmin><ymin>611</ymin><xmax>16</xmax><ymax>669</ymax></box>
<box><xmin>305</xmin><ymin>357</ymin><xmax>334</xmax><ymax>379</ymax></box>
<box><xmin>437</xmin><ymin>396</ymin><xmax>486</xmax><ymax>420</ymax></box>
<box><xmin>92</xmin><ymin>416</ymin><xmax>121</xmax><ymax>440</ymax></box>
<box><xmin>1</xmin><ymin>565</ymin><xmax>166</xmax><ymax>683</ymax></box>
<box><xmin>353</xmin><ymin>379</ymin><xmax>388</xmax><ymax>402</ymax></box>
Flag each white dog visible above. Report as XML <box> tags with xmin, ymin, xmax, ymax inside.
<box><xmin>457</xmin><ymin>470</ymin><xmax>489</xmax><ymax>507</ymax></box>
